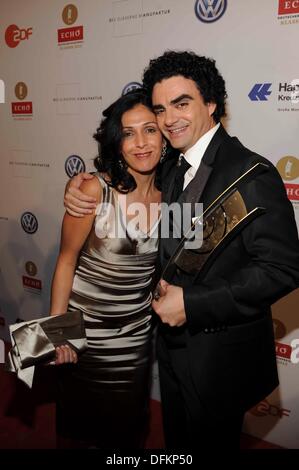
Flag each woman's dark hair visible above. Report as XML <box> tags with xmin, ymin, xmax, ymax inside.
<box><xmin>142</xmin><ymin>50</ymin><xmax>227</xmax><ymax>123</ymax></box>
<box><xmin>93</xmin><ymin>88</ymin><xmax>163</xmax><ymax>193</ymax></box>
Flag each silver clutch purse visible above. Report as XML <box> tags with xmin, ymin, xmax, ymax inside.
<box><xmin>6</xmin><ymin>310</ymin><xmax>88</xmax><ymax>388</ymax></box>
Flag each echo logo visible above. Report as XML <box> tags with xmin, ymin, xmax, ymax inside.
<box><xmin>278</xmin><ymin>0</ymin><xmax>299</xmax><ymax>15</ymax></box>
<box><xmin>0</xmin><ymin>80</ymin><xmax>4</xmax><ymax>103</ymax></box>
<box><xmin>5</xmin><ymin>24</ymin><xmax>33</xmax><ymax>48</ymax></box>
<box><xmin>62</xmin><ymin>4</ymin><xmax>78</xmax><ymax>25</ymax></box>
<box><xmin>58</xmin><ymin>4</ymin><xmax>83</xmax><ymax>45</ymax></box>
<box><xmin>0</xmin><ymin>339</ymin><xmax>4</xmax><ymax>364</ymax></box>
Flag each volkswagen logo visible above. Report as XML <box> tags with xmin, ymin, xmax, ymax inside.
<box><xmin>195</xmin><ymin>0</ymin><xmax>227</xmax><ymax>23</ymax></box>
<box><xmin>21</xmin><ymin>212</ymin><xmax>38</xmax><ymax>234</ymax></box>
<box><xmin>65</xmin><ymin>155</ymin><xmax>86</xmax><ymax>178</ymax></box>
<box><xmin>121</xmin><ymin>82</ymin><xmax>143</xmax><ymax>96</ymax></box>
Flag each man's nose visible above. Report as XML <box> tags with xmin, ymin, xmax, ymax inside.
<box><xmin>164</xmin><ymin>108</ymin><xmax>177</xmax><ymax>127</ymax></box>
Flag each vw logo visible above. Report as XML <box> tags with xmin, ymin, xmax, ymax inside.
<box><xmin>121</xmin><ymin>82</ymin><xmax>143</xmax><ymax>96</ymax></box>
<box><xmin>65</xmin><ymin>155</ymin><xmax>86</xmax><ymax>178</ymax></box>
<box><xmin>21</xmin><ymin>212</ymin><xmax>38</xmax><ymax>234</ymax></box>
<box><xmin>195</xmin><ymin>0</ymin><xmax>227</xmax><ymax>23</ymax></box>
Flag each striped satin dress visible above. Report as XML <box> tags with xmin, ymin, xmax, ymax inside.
<box><xmin>56</xmin><ymin>174</ymin><xmax>159</xmax><ymax>448</ymax></box>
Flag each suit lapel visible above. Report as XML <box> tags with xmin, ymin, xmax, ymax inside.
<box><xmin>178</xmin><ymin>124</ymin><xmax>229</xmax><ymax>207</ymax></box>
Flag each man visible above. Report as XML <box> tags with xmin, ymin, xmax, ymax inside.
<box><xmin>64</xmin><ymin>51</ymin><xmax>299</xmax><ymax>449</ymax></box>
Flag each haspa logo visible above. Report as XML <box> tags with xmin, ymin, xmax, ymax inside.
<box><xmin>121</xmin><ymin>82</ymin><xmax>143</xmax><ymax>96</ymax></box>
<box><xmin>65</xmin><ymin>155</ymin><xmax>85</xmax><ymax>177</ymax></box>
<box><xmin>58</xmin><ymin>4</ymin><xmax>83</xmax><ymax>45</ymax></box>
<box><xmin>194</xmin><ymin>0</ymin><xmax>227</xmax><ymax>23</ymax></box>
<box><xmin>5</xmin><ymin>24</ymin><xmax>33</xmax><ymax>48</ymax></box>
<box><xmin>278</xmin><ymin>0</ymin><xmax>299</xmax><ymax>15</ymax></box>
<box><xmin>21</xmin><ymin>212</ymin><xmax>38</xmax><ymax>234</ymax></box>
<box><xmin>11</xmin><ymin>82</ymin><xmax>33</xmax><ymax>117</ymax></box>
<box><xmin>23</xmin><ymin>261</ymin><xmax>42</xmax><ymax>292</ymax></box>
<box><xmin>250</xmin><ymin>399</ymin><xmax>290</xmax><ymax>418</ymax></box>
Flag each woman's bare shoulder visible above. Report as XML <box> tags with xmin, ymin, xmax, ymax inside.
<box><xmin>80</xmin><ymin>174</ymin><xmax>103</xmax><ymax>202</ymax></box>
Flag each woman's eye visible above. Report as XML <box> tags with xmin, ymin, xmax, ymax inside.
<box><xmin>146</xmin><ymin>127</ymin><xmax>157</xmax><ymax>133</ymax></box>
<box><xmin>122</xmin><ymin>131</ymin><xmax>133</xmax><ymax>138</ymax></box>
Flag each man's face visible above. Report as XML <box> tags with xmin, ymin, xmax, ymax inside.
<box><xmin>152</xmin><ymin>76</ymin><xmax>216</xmax><ymax>154</ymax></box>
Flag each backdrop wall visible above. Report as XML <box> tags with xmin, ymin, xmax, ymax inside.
<box><xmin>0</xmin><ymin>0</ymin><xmax>299</xmax><ymax>448</ymax></box>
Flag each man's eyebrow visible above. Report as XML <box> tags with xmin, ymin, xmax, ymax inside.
<box><xmin>152</xmin><ymin>94</ymin><xmax>194</xmax><ymax>110</ymax></box>
<box><xmin>170</xmin><ymin>94</ymin><xmax>194</xmax><ymax>105</ymax></box>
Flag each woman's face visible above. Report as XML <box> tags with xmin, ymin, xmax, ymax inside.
<box><xmin>120</xmin><ymin>104</ymin><xmax>163</xmax><ymax>176</ymax></box>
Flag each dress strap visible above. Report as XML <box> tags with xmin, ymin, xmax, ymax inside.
<box><xmin>93</xmin><ymin>172</ymin><xmax>111</xmax><ymax>205</ymax></box>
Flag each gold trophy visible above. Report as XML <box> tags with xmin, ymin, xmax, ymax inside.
<box><xmin>154</xmin><ymin>162</ymin><xmax>268</xmax><ymax>298</ymax></box>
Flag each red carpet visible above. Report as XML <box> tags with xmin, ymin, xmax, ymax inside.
<box><xmin>0</xmin><ymin>347</ymin><xmax>280</xmax><ymax>450</ymax></box>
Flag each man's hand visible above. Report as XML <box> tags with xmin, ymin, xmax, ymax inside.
<box><xmin>55</xmin><ymin>344</ymin><xmax>78</xmax><ymax>365</ymax></box>
<box><xmin>64</xmin><ymin>172</ymin><xmax>97</xmax><ymax>217</ymax></box>
<box><xmin>152</xmin><ymin>279</ymin><xmax>187</xmax><ymax>327</ymax></box>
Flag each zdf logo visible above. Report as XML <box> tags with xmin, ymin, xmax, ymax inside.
<box><xmin>5</xmin><ymin>24</ymin><xmax>33</xmax><ymax>48</ymax></box>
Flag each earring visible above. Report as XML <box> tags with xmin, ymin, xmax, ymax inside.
<box><xmin>118</xmin><ymin>158</ymin><xmax>125</xmax><ymax>170</ymax></box>
<box><xmin>160</xmin><ymin>141</ymin><xmax>167</xmax><ymax>162</ymax></box>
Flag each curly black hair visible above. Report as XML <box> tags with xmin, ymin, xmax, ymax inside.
<box><xmin>93</xmin><ymin>88</ymin><xmax>163</xmax><ymax>193</ymax></box>
<box><xmin>142</xmin><ymin>50</ymin><xmax>227</xmax><ymax>123</ymax></box>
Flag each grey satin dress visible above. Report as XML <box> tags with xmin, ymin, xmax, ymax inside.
<box><xmin>56</xmin><ymin>174</ymin><xmax>159</xmax><ymax>448</ymax></box>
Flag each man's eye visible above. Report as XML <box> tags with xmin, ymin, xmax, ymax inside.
<box><xmin>146</xmin><ymin>127</ymin><xmax>157</xmax><ymax>133</ymax></box>
<box><xmin>177</xmin><ymin>102</ymin><xmax>188</xmax><ymax>109</ymax></box>
<box><xmin>154</xmin><ymin>109</ymin><xmax>164</xmax><ymax>115</ymax></box>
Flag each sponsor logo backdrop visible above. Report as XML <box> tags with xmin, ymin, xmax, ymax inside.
<box><xmin>0</xmin><ymin>0</ymin><xmax>298</xmax><ymax>448</ymax></box>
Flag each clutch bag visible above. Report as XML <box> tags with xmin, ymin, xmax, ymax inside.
<box><xmin>6</xmin><ymin>310</ymin><xmax>88</xmax><ymax>388</ymax></box>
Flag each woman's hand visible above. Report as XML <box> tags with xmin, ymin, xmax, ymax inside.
<box><xmin>55</xmin><ymin>344</ymin><xmax>78</xmax><ymax>365</ymax></box>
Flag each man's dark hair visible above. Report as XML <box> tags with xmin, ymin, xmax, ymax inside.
<box><xmin>94</xmin><ymin>88</ymin><xmax>162</xmax><ymax>192</ymax></box>
<box><xmin>142</xmin><ymin>50</ymin><xmax>227</xmax><ymax>123</ymax></box>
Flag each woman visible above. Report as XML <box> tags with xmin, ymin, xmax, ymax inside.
<box><xmin>50</xmin><ymin>89</ymin><xmax>165</xmax><ymax>448</ymax></box>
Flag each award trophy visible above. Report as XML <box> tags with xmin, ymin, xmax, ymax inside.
<box><xmin>155</xmin><ymin>162</ymin><xmax>269</xmax><ymax>298</ymax></box>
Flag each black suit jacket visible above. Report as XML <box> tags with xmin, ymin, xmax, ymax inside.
<box><xmin>159</xmin><ymin>125</ymin><xmax>299</xmax><ymax>416</ymax></box>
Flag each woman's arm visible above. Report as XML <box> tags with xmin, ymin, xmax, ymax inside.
<box><xmin>50</xmin><ymin>177</ymin><xmax>101</xmax><ymax>315</ymax></box>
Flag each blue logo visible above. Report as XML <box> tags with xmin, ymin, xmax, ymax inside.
<box><xmin>65</xmin><ymin>155</ymin><xmax>86</xmax><ymax>178</ymax></box>
<box><xmin>195</xmin><ymin>0</ymin><xmax>227</xmax><ymax>23</ymax></box>
<box><xmin>248</xmin><ymin>83</ymin><xmax>272</xmax><ymax>101</ymax></box>
<box><xmin>122</xmin><ymin>82</ymin><xmax>143</xmax><ymax>96</ymax></box>
<box><xmin>21</xmin><ymin>212</ymin><xmax>38</xmax><ymax>234</ymax></box>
